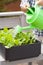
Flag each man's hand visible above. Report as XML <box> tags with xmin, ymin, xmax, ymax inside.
<box><xmin>21</xmin><ymin>3</ymin><xmax>30</xmax><ymax>12</ymax></box>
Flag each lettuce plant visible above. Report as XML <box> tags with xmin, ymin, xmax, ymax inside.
<box><xmin>0</xmin><ymin>27</ymin><xmax>36</xmax><ymax>48</ymax></box>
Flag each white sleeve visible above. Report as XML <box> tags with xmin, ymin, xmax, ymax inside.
<box><xmin>20</xmin><ymin>0</ymin><xmax>29</xmax><ymax>7</ymax></box>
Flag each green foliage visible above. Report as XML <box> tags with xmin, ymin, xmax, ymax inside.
<box><xmin>0</xmin><ymin>27</ymin><xmax>36</xmax><ymax>48</ymax></box>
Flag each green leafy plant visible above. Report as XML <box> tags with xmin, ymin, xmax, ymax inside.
<box><xmin>0</xmin><ymin>27</ymin><xmax>36</xmax><ymax>48</ymax></box>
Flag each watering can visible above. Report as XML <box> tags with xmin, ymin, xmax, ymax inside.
<box><xmin>26</xmin><ymin>5</ymin><xmax>43</xmax><ymax>30</ymax></box>
<box><xmin>14</xmin><ymin>5</ymin><xmax>43</xmax><ymax>35</ymax></box>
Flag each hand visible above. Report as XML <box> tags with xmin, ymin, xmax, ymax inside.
<box><xmin>21</xmin><ymin>3</ymin><xmax>30</xmax><ymax>12</ymax></box>
<box><xmin>36</xmin><ymin>0</ymin><xmax>43</xmax><ymax>6</ymax></box>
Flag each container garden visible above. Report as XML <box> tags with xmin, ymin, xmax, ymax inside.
<box><xmin>0</xmin><ymin>41</ymin><xmax>41</xmax><ymax>61</ymax></box>
<box><xmin>0</xmin><ymin>28</ymin><xmax>41</xmax><ymax>61</ymax></box>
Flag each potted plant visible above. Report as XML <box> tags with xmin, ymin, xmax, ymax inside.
<box><xmin>0</xmin><ymin>28</ymin><xmax>41</xmax><ymax>61</ymax></box>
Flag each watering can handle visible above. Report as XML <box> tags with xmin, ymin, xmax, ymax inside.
<box><xmin>27</xmin><ymin>7</ymin><xmax>34</xmax><ymax>14</ymax></box>
<box><xmin>26</xmin><ymin>4</ymin><xmax>40</xmax><ymax>14</ymax></box>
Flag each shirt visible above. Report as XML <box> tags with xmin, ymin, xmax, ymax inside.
<box><xmin>20</xmin><ymin>0</ymin><xmax>35</xmax><ymax>7</ymax></box>
<box><xmin>33</xmin><ymin>29</ymin><xmax>43</xmax><ymax>37</ymax></box>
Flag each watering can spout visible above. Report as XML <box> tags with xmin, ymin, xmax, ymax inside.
<box><xmin>14</xmin><ymin>25</ymin><xmax>34</xmax><ymax>34</ymax></box>
<box><xmin>22</xmin><ymin>25</ymin><xmax>34</xmax><ymax>30</ymax></box>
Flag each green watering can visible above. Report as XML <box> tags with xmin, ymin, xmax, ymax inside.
<box><xmin>14</xmin><ymin>5</ymin><xmax>43</xmax><ymax>35</ymax></box>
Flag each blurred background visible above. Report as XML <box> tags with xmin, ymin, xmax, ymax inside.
<box><xmin>0</xmin><ymin>0</ymin><xmax>21</xmax><ymax>12</ymax></box>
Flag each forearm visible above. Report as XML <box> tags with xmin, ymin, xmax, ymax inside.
<box><xmin>37</xmin><ymin>0</ymin><xmax>43</xmax><ymax>6</ymax></box>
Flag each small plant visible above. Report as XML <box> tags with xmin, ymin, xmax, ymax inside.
<box><xmin>0</xmin><ymin>27</ymin><xmax>36</xmax><ymax>48</ymax></box>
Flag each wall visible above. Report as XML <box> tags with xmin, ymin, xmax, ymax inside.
<box><xmin>4</xmin><ymin>0</ymin><xmax>21</xmax><ymax>11</ymax></box>
<box><xmin>0</xmin><ymin>0</ymin><xmax>21</xmax><ymax>12</ymax></box>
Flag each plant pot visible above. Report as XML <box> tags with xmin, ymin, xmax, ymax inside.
<box><xmin>0</xmin><ymin>40</ymin><xmax>41</xmax><ymax>61</ymax></box>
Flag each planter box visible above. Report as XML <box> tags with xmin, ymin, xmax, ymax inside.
<box><xmin>0</xmin><ymin>40</ymin><xmax>41</xmax><ymax>61</ymax></box>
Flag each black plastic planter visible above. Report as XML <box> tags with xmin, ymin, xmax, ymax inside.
<box><xmin>0</xmin><ymin>40</ymin><xmax>41</xmax><ymax>61</ymax></box>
